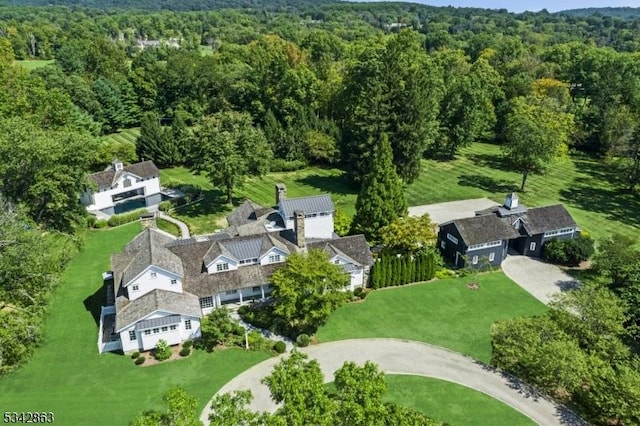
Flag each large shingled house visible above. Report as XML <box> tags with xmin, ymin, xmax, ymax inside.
<box><xmin>438</xmin><ymin>193</ymin><xmax>578</xmax><ymax>268</ymax></box>
<box><xmin>98</xmin><ymin>184</ymin><xmax>373</xmax><ymax>353</ymax></box>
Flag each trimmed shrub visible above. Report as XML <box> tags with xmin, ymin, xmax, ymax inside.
<box><xmin>135</xmin><ymin>355</ymin><xmax>145</xmax><ymax>365</ymax></box>
<box><xmin>182</xmin><ymin>340</ymin><xmax>193</xmax><ymax>349</ymax></box>
<box><xmin>296</xmin><ymin>334</ymin><xmax>310</xmax><ymax>347</ymax></box>
<box><xmin>179</xmin><ymin>347</ymin><xmax>191</xmax><ymax>357</ymax></box>
<box><xmin>130</xmin><ymin>351</ymin><xmax>140</xmax><ymax>359</ymax></box>
<box><xmin>158</xmin><ymin>200</ymin><xmax>173</xmax><ymax>212</ymax></box>
<box><xmin>354</xmin><ymin>287</ymin><xmax>364</xmax><ymax>298</ymax></box>
<box><xmin>154</xmin><ymin>339</ymin><xmax>172</xmax><ymax>361</ymax></box>
<box><xmin>87</xmin><ymin>215</ymin><xmax>97</xmax><ymax>228</ymax></box>
<box><xmin>94</xmin><ymin>219</ymin><xmax>108</xmax><ymax>228</ymax></box>
<box><xmin>237</xmin><ymin>305</ymin><xmax>249</xmax><ymax>316</ymax></box>
<box><xmin>107</xmin><ymin>208</ymin><xmax>147</xmax><ymax>227</ymax></box>
<box><xmin>270</xmin><ymin>159</ymin><xmax>307</xmax><ymax>172</ymax></box>
<box><xmin>543</xmin><ymin>234</ymin><xmax>594</xmax><ymax>266</ymax></box>
<box><xmin>273</xmin><ymin>341</ymin><xmax>286</xmax><ymax>354</ymax></box>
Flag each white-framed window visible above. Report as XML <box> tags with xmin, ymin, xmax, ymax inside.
<box><xmin>441</xmin><ymin>240</ymin><xmax>445</xmax><ymax>249</ymax></box>
<box><xmin>472</xmin><ymin>255</ymin><xmax>479</xmax><ymax>265</ymax></box>
<box><xmin>225</xmin><ymin>290</ymin><xmax>236</xmax><ymax>295</ymax></box>
<box><xmin>268</xmin><ymin>254</ymin><xmax>281</xmax><ymax>263</ymax></box>
<box><xmin>185</xmin><ymin>320</ymin><xmax>192</xmax><ymax>330</ymax></box>
<box><xmin>216</xmin><ymin>263</ymin><xmax>229</xmax><ymax>272</ymax></box>
<box><xmin>170</xmin><ymin>279</ymin><xmax>177</xmax><ymax>285</ymax></box>
<box><xmin>543</xmin><ymin>228</ymin><xmax>575</xmax><ymax>238</ymax></box>
<box><xmin>169</xmin><ymin>325</ymin><xmax>177</xmax><ymax>331</ymax></box>
<box><xmin>132</xmin><ymin>285</ymin><xmax>139</xmax><ymax>292</ymax></box>
<box><xmin>253</xmin><ymin>286</ymin><xmax>261</xmax><ymax>292</ymax></box>
<box><xmin>152</xmin><ymin>328</ymin><xmax>160</xmax><ymax>334</ymax></box>
<box><xmin>128</xmin><ymin>330</ymin><xmax>136</xmax><ymax>341</ymax></box>
<box><xmin>150</xmin><ymin>271</ymin><xmax>157</xmax><ymax>278</ymax></box>
<box><xmin>530</xmin><ymin>242</ymin><xmax>536</xmax><ymax>252</ymax></box>
<box><xmin>447</xmin><ymin>233</ymin><xmax>458</xmax><ymax>245</ymax></box>
<box><xmin>467</xmin><ymin>240</ymin><xmax>502</xmax><ymax>251</ymax></box>
<box><xmin>144</xmin><ymin>330</ymin><xmax>151</xmax><ymax>336</ymax></box>
<box><xmin>161</xmin><ymin>326</ymin><xmax>168</xmax><ymax>332</ymax></box>
<box><xmin>489</xmin><ymin>252</ymin><xmax>495</xmax><ymax>262</ymax></box>
<box><xmin>334</xmin><ymin>259</ymin><xmax>340</xmax><ymax>264</ymax></box>
<box><xmin>200</xmin><ymin>296</ymin><xmax>214</xmax><ymax>309</ymax></box>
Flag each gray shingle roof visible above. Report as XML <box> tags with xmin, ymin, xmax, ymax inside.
<box><xmin>115</xmin><ymin>289</ymin><xmax>201</xmax><ymax>331</ymax></box>
<box><xmin>307</xmin><ymin>234</ymin><xmax>374</xmax><ymax>267</ymax></box>
<box><xmin>279</xmin><ymin>195</ymin><xmax>334</xmax><ymax>218</ymax></box>
<box><xmin>89</xmin><ymin>160</ymin><xmax>159</xmax><ymax>190</ymax></box>
<box><xmin>451</xmin><ymin>203</ymin><xmax>577</xmax><ymax>246</ymax></box>
<box><xmin>226</xmin><ymin>200</ymin><xmax>265</xmax><ymax>227</ymax></box>
<box><xmin>202</xmin><ymin>233</ymin><xmax>291</xmax><ymax>266</ymax></box>
<box><xmin>120</xmin><ymin>228</ymin><xmax>183</xmax><ymax>286</ymax></box>
<box><xmin>522</xmin><ymin>205</ymin><xmax>577</xmax><ymax>235</ymax></box>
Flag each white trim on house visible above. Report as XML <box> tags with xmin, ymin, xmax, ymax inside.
<box><xmin>447</xmin><ymin>233</ymin><xmax>459</xmax><ymax>245</ymax></box>
<box><xmin>543</xmin><ymin>228</ymin><xmax>575</xmax><ymax>238</ymax></box>
<box><xmin>467</xmin><ymin>240</ymin><xmax>502</xmax><ymax>252</ymax></box>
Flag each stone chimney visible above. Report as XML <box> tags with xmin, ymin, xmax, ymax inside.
<box><xmin>294</xmin><ymin>209</ymin><xmax>305</xmax><ymax>248</ymax></box>
<box><xmin>504</xmin><ymin>192</ymin><xmax>519</xmax><ymax>210</ymax></box>
<box><xmin>275</xmin><ymin>183</ymin><xmax>287</xmax><ymax>205</ymax></box>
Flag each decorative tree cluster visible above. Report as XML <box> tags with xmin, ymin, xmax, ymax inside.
<box><xmin>371</xmin><ymin>252</ymin><xmax>436</xmax><ymax>289</ymax></box>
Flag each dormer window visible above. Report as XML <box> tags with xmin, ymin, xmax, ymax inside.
<box><xmin>170</xmin><ymin>279</ymin><xmax>177</xmax><ymax>285</ymax></box>
<box><xmin>268</xmin><ymin>254</ymin><xmax>281</xmax><ymax>263</ymax></box>
<box><xmin>216</xmin><ymin>263</ymin><xmax>229</xmax><ymax>272</ymax></box>
<box><xmin>132</xmin><ymin>285</ymin><xmax>139</xmax><ymax>291</ymax></box>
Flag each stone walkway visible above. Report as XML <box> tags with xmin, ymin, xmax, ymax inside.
<box><xmin>200</xmin><ymin>339</ymin><xmax>585</xmax><ymax>426</ymax></box>
<box><xmin>156</xmin><ymin>211</ymin><xmax>190</xmax><ymax>239</ymax></box>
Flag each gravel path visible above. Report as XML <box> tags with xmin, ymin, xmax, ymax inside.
<box><xmin>409</xmin><ymin>198</ymin><xmax>499</xmax><ymax>224</ymax></box>
<box><xmin>200</xmin><ymin>339</ymin><xmax>584</xmax><ymax>426</ymax></box>
<box><xmin>502</xmin><ymin>256</ymin><xmax>580</xmax><ymax>305</ymax></box>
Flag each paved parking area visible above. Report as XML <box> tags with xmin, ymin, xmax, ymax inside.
<box><xmin>502</xmin><ymin>256</ymin><xmax>580</xmax><ymax>304</ymax></box>
<box><xmin>409</xmin><ymin>198</ymin><xmax>499</xmax><ymax>224</ymax></box>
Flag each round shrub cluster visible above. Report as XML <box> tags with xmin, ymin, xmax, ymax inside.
<box><xmin>179</xmin><ymin>347</ymin><xmax>191</xmax><ymax>357</ymax></box>
<box><xmin>135</xmin><ymin>356</ymin><xmax>145</xmax><ymax>365</ymax></box>
<box><xmin>273</xmin><ymin>341</ymin><xmax>286</xmax><ymax>354</ymax></box>
<box><xmin>296</xmin><ymin>334</ymin><xmax>310</xmax><ymax>348</ymax></box>
<box><xmin>130</xmin><ymin>351</ymin><xmax>140</xmax><ymax>359</ymax></box>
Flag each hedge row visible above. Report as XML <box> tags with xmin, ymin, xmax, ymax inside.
<box><xmin>371</xmin><ymin>252</ymin><xmax>436</xmax><ymax>289</ymax></box>
<box><xmin>107</xmin><ymin>208</ymin><xmax>148</xmax><ymax>227</ymax></box>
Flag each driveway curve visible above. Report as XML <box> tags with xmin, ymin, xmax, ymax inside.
<box><xmin>502</xmin><ymin>256</ymin><xmax>580</xmax><ymax>305</ymax></box>
<box><xmin>200</xmin><ymin>339</ymin><xmax>584</xmax><ymax>425</ymax></box>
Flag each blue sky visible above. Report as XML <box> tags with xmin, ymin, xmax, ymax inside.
<box><xmin>356</xmin><ymin>0</ymin><xmax>640</xmax><ymax>13</ymax></box>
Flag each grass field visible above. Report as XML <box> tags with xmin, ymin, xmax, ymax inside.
<box><xmin>157</xmin><ymin>141</ymin><xmax>639</xmax><ymax>241</ymax></box>
<box><xmin>316</xmin><ymin>272</ymin><xmax>547</xmax><ymax>363</ymax></box>
<box><xmin>0</xmin><ymin>223</ymin><xmax>270</xmax><ymax>425</ymax></box>
<box><xmin>406</xmin><ymin>142</ymin><xmax>640</xmax><ymax>242</ymax></box>
<box><xmin>102</xmin><ymin>127</ymin><xmax>141</xmax><ymax>146</ymax></box>
<box><xmin>384</xmin><ymin>375</ymin><xmax>535</xmax><ymax>426</ymax></box>
<box><xmin>157</xmin><ymin>217</ymin><xmax>181</xmax><ymax>237</ymax></box>
<box><xmin>160</xmin><ymin>167</ymin><xmax>357</xmax><ymax>235</ymax></box>
<box><xmin>15</xmin><ymin>59</ymin><xmax>54</xmax><ymax>70</ymax></box>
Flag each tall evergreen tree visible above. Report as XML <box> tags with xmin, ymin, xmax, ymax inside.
<box><xmin>135</xmin><ymin>111</ymin><xmax>177</xmax><ymax>167</ymax></box>
<box><xmin>350</xmin><ymin>133</ymin><xmax>407</xmax><ymax>242</ymax></box>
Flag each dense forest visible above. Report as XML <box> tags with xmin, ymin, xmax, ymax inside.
<box><xmin>1</xmin><ymin>0</ymin><xmax>640</xmax><ymax>423</ymax></box>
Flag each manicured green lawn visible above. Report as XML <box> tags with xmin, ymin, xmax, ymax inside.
<box><xmin>101</xmin><ymin>127</ymin><xmax>141</xmax><ymax>146</ymax></box>
<box><xmin>0</xmin><ymin>223</ymin><xmax>270</xmax><ymax>425</ymax></box>
<box><xmin>157</xmin><ymin>217</ymin><xmax>181</xmax><ymax>237</ymax></box>
<box><xmin>160</xmin><ymin>167</ymin><xmax>357</xmax><ymax>234</ymax></box>
<box><xmin>406</xmin><ymin>142</ymin><xmax>640</xmax><ymax>242</ymax></box>
<box><xmin>15</xmin><ymin>59</ymin><xmax>55</xmax><ymax>70</ymax></box>
<box><xmin>317</xmin><ymin>273</ymin><xmax>547</xmax><ymax>363</ymax></box>
<box><xmin>384</xmin><ymin>375</ymin><xmax>535</xmax><ymax>426</ymax></box>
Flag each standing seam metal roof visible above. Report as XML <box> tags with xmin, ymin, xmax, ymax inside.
<box><xmin>279</xmin><ymin>195</ymin><xmax>334</xmax><ymax>218</ymax></box>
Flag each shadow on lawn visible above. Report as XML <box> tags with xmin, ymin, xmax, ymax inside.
<box><xmin>296</xmin><ymin>173</ymin><xmax>358</xmax><ymax>196</ymax></box>
<box><xmin>173</xmin><ymin>188</ymin><xmax>239</xmax><ymax>218</ymax></box>
<box><xmin>467</xmin><ymin>152</ymin><xmax>509</xmax><ymax>171</ymax></box>
<box><xmin>84</xmin><ymin>279</ymin><xmax>108</xmax><ymax>326</ymax></box>
<box><xmin>559</xmin><ymin>182</ymin><xmax>640</xmax><ymax>228</ymax></box>
<box><xmin>458</xmin><ymin>174</ymin><xmax>519</xmax><ymax>194</ymax></box>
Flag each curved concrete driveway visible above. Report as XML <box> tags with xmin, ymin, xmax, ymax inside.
<box><xmin>502</xmin><ymin>256</ymin><xmax>580</xmax><ymax>305</ymax></box>
<box><xmin>200</xmin><ymin>339</ymin><xmax>584</xmax><ymax>425</ymax></box>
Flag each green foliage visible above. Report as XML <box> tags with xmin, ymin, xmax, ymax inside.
<box><xmin>273</xmin><ymin>341</ymin><xmax>286</xmax><ymax>354</ymax></box>
<box><xmin>379</xmin><ymin>214</ymin><xmax>437</xmax><ymax>254</ymax></box>
<box><xmin>295</xmin><ymin>334</ymin><xmax>310</xmax><ymax>347</ymax></box>
<box><xmin>198</xmin><ymin>307</ymin><xmax>245</xmax><ymax>351</ymax></box>
<box><xmin>191</xmin><ymin>111</ymin><xmax>272</xmax><ymax>204</ymax></box>
<box><xmin>134</xmin><ymin>356</ymin><xmax>146</xmax><ymax>365</ymax></box>
<box><xmin>182</xmin><ymin>340</ymin><xmax>193</xmax><ymax>349</ymax></box>
<box><xmin>153</xmin><ymin>339</ymin><xmax>172</xmax><ymax>362</ymax></box>
<box><xmin>131</xmin><ymin>387</ymin><xmax>202</xmax><ymax>426</ymax></box>
<box><xmin>179</xmin><ymin>347</ymin><xmax>191</xmax><ymax>357</ymax></box>
<box><xmin>502</xmin><ymin>93</ymin><xmax>574</xmax><ymax>191</ymax></box>
<box><xmin>372</xmin><ymin>252</ymin><xmax>436</xmax><ymax>289</ymax></box>
<box><xmin>271</xmin><ymin>249</ymin><xmax>349</xmax><ymax>336</ymax></box>
<box><xmin>106</xmin><ymin>209</ymin><xmax>147</xmax><ymax>227</ymax></box>
<box><xmin>269</xmin><ymin>159</ymin><xmax>308</xmax><ymax>172</ymax></box>
<box><xmin>131</xmin><ymin>351</ymin><xmax>140</xmax><ymax>359</ymax></box>
<box><xmin>543</xmin><ymin>234</ymin><xmax>594</xmax><ymax>266</ymax></box>
<box><xmin>94</xmin><ymin>219</ymin><xmax>108</xmax><ymax>229</ymax></box>
<box><xmin>351</xmin><ymin>133</ymin><xmax>407</xmax><ymax>242</ymax></box>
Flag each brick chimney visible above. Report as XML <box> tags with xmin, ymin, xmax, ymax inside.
<box><xmin>275</xmin><ymin>183</ymin><xmax>287</xmax><ymax>205</ymax></box>
<box><xmin>294</xmin><ymin>209</ymin><xmax>305</xmax><ymax>248</ymax></box>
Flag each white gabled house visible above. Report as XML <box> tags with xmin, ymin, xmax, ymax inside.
<box><xmin>99</xmin><ymin>184</ymin><xmax>373</xmax><ymax>354</ymax></box>
<box><xmin>82</xmin><ymin>160</ymin><xmax>162</xmax><ymax>216</ymax></box>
